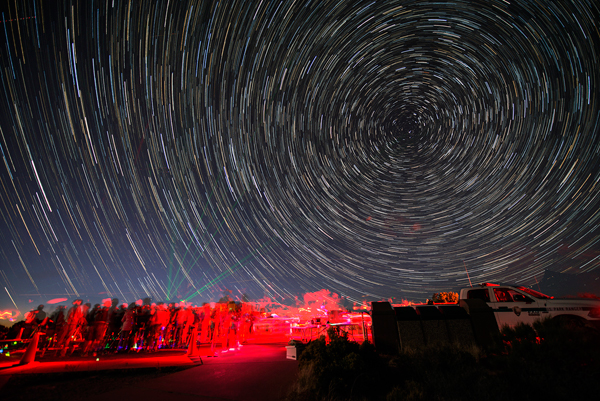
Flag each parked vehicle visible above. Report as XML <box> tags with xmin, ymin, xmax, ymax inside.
<box><xmin>459</xmin><ymin>283</ymin><xmax>600</xmax><ymax>329</ymax></box>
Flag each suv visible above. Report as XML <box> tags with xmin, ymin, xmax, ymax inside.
<box><xmin>460</xmin><ymin>283</ymin><xmax>600</xmax><ymax>329</ymax></box>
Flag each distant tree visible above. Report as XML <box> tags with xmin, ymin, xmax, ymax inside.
<box><xmin>340</xmin><ymin>296</ymin><xmax>353</xmax><ymax>311</ymax></box>
<box><xmin>218</xmin><ymin>294</ymin><xmax>232</xmax><ymax>303</ymax></box>
<box><xmin>0</xmin><ymin>324</ymin><xmax>8</xmax><ymax>340</ymax></box>
<box><xmin>577</xmin><ymin>293</ymin><xmax>600</xmax><ymax>300</ymax></box>
<box><xmin>432</xmin><ymin>292</ymin><xmax>459</xmax><ymax>303</ymax></box>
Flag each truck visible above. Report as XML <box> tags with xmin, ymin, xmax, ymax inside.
<box><xmin>459</xmin><ymin>283</ymin><xmax>600</xmax><ymax>330</ymax></box>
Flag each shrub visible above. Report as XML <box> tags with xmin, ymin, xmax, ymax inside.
<box><xmin>289</xmin><ymin>327</ymin><xmax>388</xmax><ymax>400</ymax></box>
<box><xmin>288</xmin><ymin>318</ymin><xmax>600</xmax><ymax>401</ymax></box>
<box><xmin>431</xmin><ymin>292</ymin><xmax>458</xmax><ymax>303</ymax></box>
<box><xmin>483</xmin><ymin>317</ymin><xmax>600</xmax><ymax>400</ymax></box>
<box><xmin>386</xmin><ymin>381</ymin><xmax>424</xmax><ymax>401</ymax></box>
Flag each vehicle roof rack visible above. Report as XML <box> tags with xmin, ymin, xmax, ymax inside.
<box><xmin>479</xmin><ymin>282</ymin><xmax>499</xmax><ymax>287</ymax></box>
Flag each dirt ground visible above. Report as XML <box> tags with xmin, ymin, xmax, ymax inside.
<box><xmin>2</xmin><ymin>365</ymin><xmax>193</xmax><ymax>401</ymax></box>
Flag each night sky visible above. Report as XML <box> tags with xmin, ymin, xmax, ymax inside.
<box><xmin>1</xmin><ymin>0</ymin><xmax>599</xmax><ymax>314</ymax></box>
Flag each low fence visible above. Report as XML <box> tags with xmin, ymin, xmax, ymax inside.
<box><xmin>371</xmin><ymin>299</ymin><xmax>499</xmax><ymax>354</ymax></box>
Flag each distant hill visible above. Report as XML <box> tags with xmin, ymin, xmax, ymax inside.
<box><xmin>539</xmin><ymin>270</ymin><xmax>600</xmax><ymax>298</ymax></box>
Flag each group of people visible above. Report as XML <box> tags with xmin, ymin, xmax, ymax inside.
<box><xmin>19</xmin><ymin>298</ymin><xmax>257</xmax><ymax>357</ymax></box>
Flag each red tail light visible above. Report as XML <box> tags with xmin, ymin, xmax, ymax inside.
<box><xmin>588</xmin><ymin>308</ymin><xmax>600</xmax><ymax>319</ymax></box>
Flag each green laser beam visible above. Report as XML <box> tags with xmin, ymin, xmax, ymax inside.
<box><xmin>184</xmin><ymin>237</ymin><xmax>277</xmax><ymax>302</ymax></box>
<box><xmin>169</xmin><ymin>193</ymin><xmax>243</xmax><ymax>296</ymax></box>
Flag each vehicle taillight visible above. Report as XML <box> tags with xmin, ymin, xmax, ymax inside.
<box><xmin>588</xmin><ymin>308</ymin><xmax>600</xmax><ymax>319</ymax></box>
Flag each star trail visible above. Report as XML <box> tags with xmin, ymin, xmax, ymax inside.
<box><xmin>0</xmin><ymin>0</ymin><xmax>599</xmax><ymax>312</ymax></box>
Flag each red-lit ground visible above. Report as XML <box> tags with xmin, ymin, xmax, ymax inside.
<box><xmin>0</xmin><ymin>315</ymin><xmax>372</xmax><ymax>401</ymax></box>
<box><xmin>0</xmin><ymin>337</ymin><xmax>292</xmax><ymax>400</ymax></box>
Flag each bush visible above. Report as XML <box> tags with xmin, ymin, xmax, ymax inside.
<box><xmin>431</xmin><ymin>292</ymin><xmax>458</xmax><ymax>303</ymax></box>
<box><xmin>287</xmin><ymin>318</ymin><xmax>600</xmax><ymax>401</ymax></box>
<box><xmin>289</xmin><ymin>327</ymin><xmax>389</xmax><ymax>400</ymax></box>
<box><xmin>482</xmin><ymin>318</ymin><xmax>600</xmax><ymax>400</ymax></box>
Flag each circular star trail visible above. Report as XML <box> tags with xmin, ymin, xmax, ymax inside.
<box><xmin>0</xmin><ymin>0</ymin><xmax>599</xmax><ymax>309</ymax></box>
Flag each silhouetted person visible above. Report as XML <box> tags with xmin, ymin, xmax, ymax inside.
<box><xmin>148</xmin><ymin>303</ymin><xmax>169</xmax><ymax>351</ymax></box>
<box><xmin>83</xmin><ymin>299</ymin><xmax>111</xmax><ymax>356</ymax></box>
<box><xmin>118</xmin><ymin>303</ymin><xmax>136</xmax><ymax>352</ymax></box>
<box><xmin>58</xmin><ymin>299</ymin><xmax>83</xmax><ymax>356</ymax></box>
<box><xmin>106</xmin><ymin>299</ymin><xmax>120</xmax><ymax>347</ymax></box>
<box><xmin>50</xmin><ymin>305</ymin><xmax>67</xmax><ymax>346</ymax></box>
<box><xmin>23</xmin><ymin>305</ymin><xmax>46</xmax><ymax>338</ymax></box>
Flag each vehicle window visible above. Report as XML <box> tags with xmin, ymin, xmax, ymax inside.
<box><xmin>467</xmin><ymin>289</ymin><xmax>490</xmax><ymax>302</ymax></box>
<box><xmin>512</xmin><ymin>293</ymin><xmax>526</xmax><ymax>302</ymax></box>
<box><xmin>506</xmin><ymin>290</ymin><xmax>531</xmax><ymax>303</ymax></box>
<box><xmin>493</xmin><ymin>288</ymin><xmax>514</xmax><ymax>302</ymax></box>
